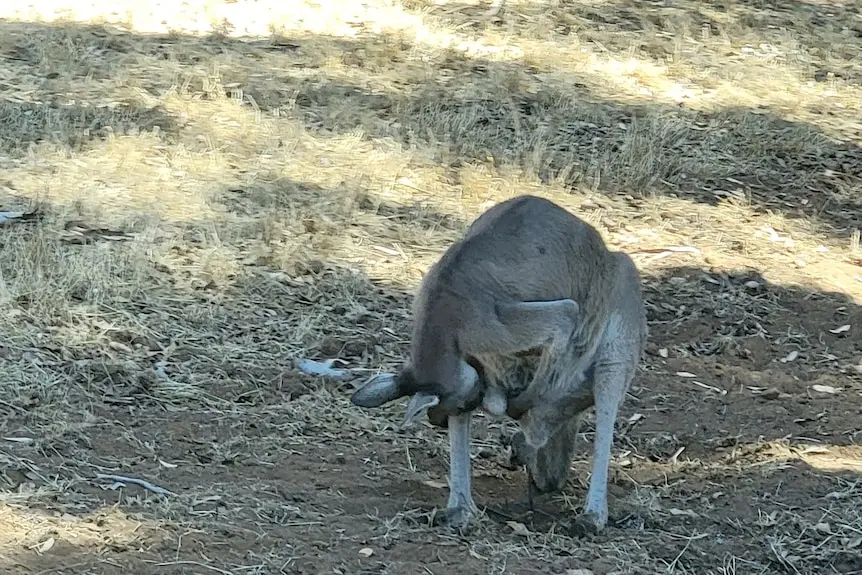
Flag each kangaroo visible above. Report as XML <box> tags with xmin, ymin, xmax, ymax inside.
<box><xmin>350</xmin><ymin>195</ymin><xmax>648</xmax><ymax>534</ymax></box>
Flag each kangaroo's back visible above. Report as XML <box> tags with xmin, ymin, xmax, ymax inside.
<box><xmin>428</xmin><ymin>195</ymin><xmax>612</xmax><ymax>303</ymax></box>
<box><xmin>416</xmin><ymin>196</ymin><xmax>617</xmax><ymax>351</ymax></box>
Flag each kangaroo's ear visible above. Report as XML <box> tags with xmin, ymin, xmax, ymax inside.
<box><xmin>400</xmin><ymin>392</ymin><xmax>440</xmax><ymax>429</ymax></box>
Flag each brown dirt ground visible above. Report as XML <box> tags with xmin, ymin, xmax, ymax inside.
<box><xmin>2</xmin><ymin>264</ymin><xmax>861</xmax><ymax>575</ymax></box>
<box><xmin>0</xmin><ymin>1</ymin><xmax>861</xmax><ymax>574</ymax></box>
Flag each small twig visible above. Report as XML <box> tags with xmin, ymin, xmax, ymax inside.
<box><xmin>687</xmin><ymin>379</ymin><xmax>727</xmax><ymax>395</ymax></box>
<box><xmin>632</xmin><ymin>246</ymin><xmax>702</xmax><ymax>255</ymax></box>
<box><xmin>669</xmin><ymin>446</ymin><xmax>686</xmax><ymax>465</ymax></box>
<box><xmin>630</xmin><ymin>246</ymin><xmax>702</xmax><ymax>262</ymax></box>
<box><xmin>483</xmin><ymin>506</ymin><xmax>518</xmax><ymax>522</ymax></box>
<box><xmin>404</xmin><ymin>443</ymin><xmax>415</xmax><ymax>472</ymax></box>
<box><xmin>667</xmin><ymin>534</ymin><xmax>695</xmax><ymax>572</ymax></box>
<box><xmin>769</xmin><ymin>540</ymin><xmax>801</xmax><ymax>575</ymax></box>
<box><xmin>95</xmin><ymin>473</ymin><xmax>175</xmax><ymax>496</ymax></box>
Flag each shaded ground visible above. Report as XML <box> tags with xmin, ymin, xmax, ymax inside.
<box><xmin>1</xmin><ymin>262</ymin><xmax>861</xmax><ymax>574</ymax></box>
<box><xmin>0</xmin><ymin>1</ymin><xmax>861</xmax><ymax>574</ymax></box>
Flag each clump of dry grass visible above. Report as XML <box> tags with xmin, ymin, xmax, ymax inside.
<box><xmin>0</xmin><ymin>1</ymin><xmax>860</xmax><ymax>573</ymax></box>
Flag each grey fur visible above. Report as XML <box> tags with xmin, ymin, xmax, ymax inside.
<box><xmin>350</xmin><ymin>195</ymin><xmax>648</xmax><ymax>533</ymax></box>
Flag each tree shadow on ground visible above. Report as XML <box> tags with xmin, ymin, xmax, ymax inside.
<box><xmin>632</xmin><ymin>265</ymin><xmax>861</xmax><ymax>451</ymax></box>
<box><xmin>370</xmin><ymin>263</ymin><xmax>862</xmax><ymax>574</ymax></box>
<box><xmin>425</xmin><ymin>0</ymin><xmax>862</xmax><ymax>79</ymax></box>
<box><xmin>2</xmin><ymin>18</ymin><xmax>860</xmax><ymax>242</ymax></box>
<box><xmin>0</xmin><ymin>99</ymin><xmax>178</xmax><ymax>157</ymax></box>
<box><xmin>2</xmin><ymin>237</ymin><xmax>862</xmax><ymax>573</ymax></box>
<box><xmin>0</xmin><ymin>232</ymin><xmax>860</xmax><ymax>572</ymax></box>
<box><xmin>0</xmin><ymin>179</ymin><xmax>457</xmax><ymax>572</ymax></box>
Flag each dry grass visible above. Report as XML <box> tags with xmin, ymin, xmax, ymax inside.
<box><xmin>0</xmin><ymin>1</ymin><xmax>861</xmax><ymax>573</ymax></box>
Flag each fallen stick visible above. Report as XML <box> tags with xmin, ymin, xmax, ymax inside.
<box><xmin>95</xmin><ymin>473</ymin><xmax>175</xmax><ymax>496</ymax></box>
<box><xmin>629</xmin><ymin>246</ymin><xmax>702</xmax><ymax>262</ymax></box>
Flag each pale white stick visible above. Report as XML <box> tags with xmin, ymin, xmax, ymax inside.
<box><xmin>95</xmin><ymin>473</ymin><xmax>175</xmax><ymax>496</ymax></box>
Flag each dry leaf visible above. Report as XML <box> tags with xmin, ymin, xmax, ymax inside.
<box><xmin>811</xmin><ymin>384</ymin><xmax>840</xmax><ymax>394</ymax></box>
<box><xmin>676</xmin><ymin>371</ymin><xmax>697</xmax><ymax>378</ymax></box>
<box><xmin>505</xmin><ymin>521</ymin><xmax>532</xmax><ymax>536</ymax></box>
<box><xmin>36</xmin><ymin>537</ymin><xmax>55</xmax><ymax>554</ymax></box>
<box><xmin>159</xmin><ymin>459</ymin><xmax>178</xmax><ymax>469</ymax></box>
<box><xmin>358</xmin><ymin>547</ymin><xmax>374</xmax><ymax>558</ymax></box>
<box><xmin>669</xmin><ymin>508</ymin><xmax>699</xmax><ymax>518</ymax></box>
<box><xmin>829</xmin><ymin>324</ymin><xmax>851</xmax><ymax>334</ymax></box>
<box><xmin>658</xmin><ymin>348</ymin><xmax>668</xmax><ymax>358</ymax></box>
<box><xmin>627</xmin><ymin>413</ymin><xmax>644</xmax><ymax>425</ymax></box>
<box><xmin>780</xmin><ymin>350</ymin><xmax>799</xmax><ymax>363</ymax></box>
<box><xmin>564</xmin><ymin>570</ymin><xmax>595</xmax><ymax>575</ymax></box>
<box><xmin>295</xmin><ymin>358</ymin><xmax>348</xmax><ymax>378</ymax></box>
<box><xmin>814</xmin><ymin>522</ymin><xmax>831</xmax><ymax>533</ymax></box>
<box><xmin>108</xmin><ymin>341</ymin><xmax>134</xmax><ymax>354</ymax></box>
<box><xmin>422</xmin><ymin>480</ymin><xmax>447</xmax><ymax>489</ymax></box>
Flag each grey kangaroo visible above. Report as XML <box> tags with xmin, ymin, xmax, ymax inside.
<box><xmin>350</xmin><ymin>195</ymin><xmax>648</xmax><ymax>534</ymax></box>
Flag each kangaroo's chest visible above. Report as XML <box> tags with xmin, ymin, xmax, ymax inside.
<box><xmin>472</xmin><ymin>350</ymin><xmax>543</xmax><ymax>397</ymax></box>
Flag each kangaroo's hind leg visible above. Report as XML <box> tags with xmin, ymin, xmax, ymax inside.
<box><xmin>569</xmin><ymin>361</ymin><xmax>633</xmax><ymax>536</ymax></box>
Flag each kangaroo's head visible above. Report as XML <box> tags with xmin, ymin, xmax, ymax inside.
<box><xmin>350</xmin><ymin>354</ymin><xmax>484</xmax><ymax>428</ymax></box>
